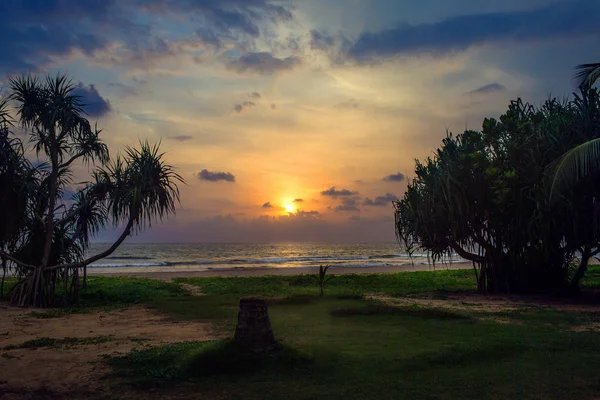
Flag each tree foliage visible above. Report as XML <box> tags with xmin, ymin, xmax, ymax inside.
<box><xmin>395</xmin><ymin>88</ymin><xmax>600</xmax><ymax>294</ymax></box>
<box><xmin>574</xmin><ymin>62</ymin><xmax>600</xmax><ymax>89</ymax></box>
<box><xmin>0</xmin><ymin>74</ymin><xmax>183</xmax><ymax>307</ymax></box>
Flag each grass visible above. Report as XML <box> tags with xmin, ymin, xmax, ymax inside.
<box><xmin>174</xmin><ymin>268</ymin><xmax>478</xmax><ymax>298</ymax></box>
<box><xmin>24</xmin><ymin>276</ymin><xmax>189</xmax><ymax>318</ymax></box>
<box><xmin>4</xmin><ymin>266</ymin><xmax>600</xmax><ymax>399</ymax></box>
<box><xmin>107</xmin><ymin>295</ymin><xmax>600</xmax><ymax>399</ymax></box>
<box><xmin>107</xmin><ymin>339</ymin><xmax>313</xmax><ymax>387</ymax></box>
<box><xmin>4</xmin><ymin>335</ymin><xmax>115</xmax><ymax>350</ymax></box>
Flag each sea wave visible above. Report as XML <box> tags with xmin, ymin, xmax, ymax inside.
<box><xmin>90</xmin><ymin>254</ymin><xmax>391</xmax><ymax>268</ymax></box>
<box><xmin>90</xmin><ymin>262</ymin><xmax>169</xmax><ymax>268</ymax></box>
<box><xmin>88</xmin><ymin>253</ymin><xmax>463</xmax><ymax>269</ymax></box>
<box><xmin>105</xmin><ymin>256</ymin><xmax>155</xmax><ymax>260</ymax></box>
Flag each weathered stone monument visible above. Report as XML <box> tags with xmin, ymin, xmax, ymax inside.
<box><xmin>233</xmin><ymin>298</ymin><xmax>276</xmax><ymax>353</ymax></box>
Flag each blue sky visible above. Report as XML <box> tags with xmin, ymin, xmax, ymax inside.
<box><xmin>1</xmin><ymin>0</ymin><xmax>599</xmax><ymax>242</ymax></box>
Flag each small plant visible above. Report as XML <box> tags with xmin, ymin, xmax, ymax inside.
<box><xmin>317</xmin><ymin>265</ymin><xmax>334</xmax><ymax>297</ymax></box>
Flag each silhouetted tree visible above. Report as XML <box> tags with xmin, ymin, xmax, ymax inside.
<box><xmin>0</xmin><ymin>74</ymin><xmax>183</xmax><ymax>307</ymax></box>
<box><xmin>395</xmin><ymin>87</ymin><xmax>600</xmax><ymax>293</ymax></box>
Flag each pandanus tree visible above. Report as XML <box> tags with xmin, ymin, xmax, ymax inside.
<box><xmin>395</xmin><ymin>87</ymin><xmax>600</xmax><ymax>294</ymax></box>
<box><xmin>0</xmin><ymin>74</ymin><xmax>183</xmax><ymax>307</ymax></box>
<box><xmin>549</xmin><ymin>85</ymin><xmax>600</xmax><ymax>288</ymax></box>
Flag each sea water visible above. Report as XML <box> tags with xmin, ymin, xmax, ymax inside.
<box><xmin>86</xmin><ymin>242</ymin><xmax>465</xmax><ymax>274</ymax></box>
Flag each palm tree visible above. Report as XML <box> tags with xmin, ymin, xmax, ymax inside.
<box><xmin>574</xmin><ymin>62</ymin><xmax>600</xmax><ymax>89</ymax></box>
<box><xmin>0</xmin><ymin>74</ymin><xmax>184</xmax><ymax>307</ymax></box>
<box><xmin>550</xmin><ymin>138</ymin><xmax>600</xmax><ymax>199</ymax></box>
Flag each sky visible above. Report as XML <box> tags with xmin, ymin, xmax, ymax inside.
<box><xmin>1</xmin><ymin>0</ymin><xmax>599</xmax><ymax>243</ymax></box>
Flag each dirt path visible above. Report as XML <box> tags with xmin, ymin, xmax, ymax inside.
<box><xmin>0</xmin><ymin>304</ymin><xmax>219</xmax><ymax>399</ymax></box>
<box><xmin>369</xmin><ymin>292</ymin><xmax>600</xmax><ymax>313</ymax></box>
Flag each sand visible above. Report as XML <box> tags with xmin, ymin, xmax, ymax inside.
<box><xmin>0</xmin><ymin>303</ymin><xmax>221</xmax><ymax>399</ymax></box>
<box><xmin>90</xmin><ymin>261</ymin><xmax>473</xmax><ymax>281</ymax></box>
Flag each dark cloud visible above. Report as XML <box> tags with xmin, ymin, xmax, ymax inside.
<box><xmin>347</xmin><ymin>1</ymin><xmax>600</xmax><ymax>62</ymax></box>
<box><xmin>363</xmin><ymin>193</ymin><xmax>398</xmax><ymax>206</ymax></box>
<box><xmin>233</xmin><ymin>100</ymin><xmax>257</xmax><ymax>113</ymax></box>
<box><xmin>293</xmin><ymin>198</ymin><xmax>303</xmax><ymax>203</ymax></box>
<box><xmin>382</xmin><ymin>172</ymin><xmax>405</xmax><ymax>182</ymax></box>
<box><xmin>271</xmin><ymin>104</ymin><xmax>277</xmax><ymax>110</ymax></box>
<box><xmin>0</xmin><ymin>1</ymin><xmax>115</xmax><ymax>73</ymax></box>
<box><xmin>465</xmin><ymin>83</ymin><xmax>506</xmax><ymax>95</ymax></box>
<box><xmin>262</xmin><ymin>202</ymin><xmax>273</xmax><ymax>208</ymax></box>
<box><xmin>310</xmin><ymin>29</ymin><xmax>336</xmax><ymax>51</ymax></box>
<box><xmin>71</xmin><ymin>83</ymin><xmax>111</xmax><ymax>117</ymax></box>
<box><xmin>321</xmin><ymin>187</ymin><xmax>359</xmax><ymax>197</ymax></box>
<box><xmin>308</xmin><ymin>29</ymin><xmax>352</xmax><ymax>64</ymax></box>
<box><xmin>0</xmin><ymin>0</ymin><xmax>293</xmax><ymax>73</ymax></box>
<box><xmin>198</xmin><ymin>169</ymin><xmax>236</xmax><ymax>182</ymax></box>
<box><xmin>334</xmin><ymin>197</ymin><xmax>360</xmax><ymax>213</ymax></box>
<box><xmin>168</xmin><ymin>135</ymin><xmax>193</xmax><ymax>142</ymax></box>
<box><xmin>226</xmin><ymin>52</ymin><xmax>302</xmax><ymax>75</ymax></box>
<box><xmin>295</xmin><ymin>210</ymin><xmax>320</xmax><ymax>218</ymax></box>
<box><xmin>249</xmin><ymin>92</ymin><xmax>261</xmax><ymax>99</ymax></box>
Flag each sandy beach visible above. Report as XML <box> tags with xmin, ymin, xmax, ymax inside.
<box><xmin>90</xmin><ymin>261</ymin><xmax>473</xmax><ymax>281</ymax></box>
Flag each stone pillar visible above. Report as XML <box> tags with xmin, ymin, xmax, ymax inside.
<box><xmin>233</xmin><ymin>298</ymin><xmax>276</xmax><ymax>352</ymax></box>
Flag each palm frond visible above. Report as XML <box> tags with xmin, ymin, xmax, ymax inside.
<box><xmin>550</xmin><ymin>138</ymin><xmax>600</xmax><ymax>202</ymax></box>
<box><xmin>574</xmin><ymin>63</ymin><xmax>600</xmax><ymax>89</ymax></box>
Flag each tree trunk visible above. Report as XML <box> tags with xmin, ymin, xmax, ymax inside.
<box><xmin>233</xmin><ymin>298</ymin><xmax>276</xmax><ymax>353</ymax></box>
<box><xmin>571</xmin><ymin>247</ymin><xmax>592</xmax><ymax>289</ymax></box>
<box><xmin>0</xmin><ymin>257</ymin><xmax>6</xmax><ymax>299</ymax></box>
<box><xmin>12</xmin><ymin>266</ymin><xmax>48</xmax><ymax>307</ymax></box>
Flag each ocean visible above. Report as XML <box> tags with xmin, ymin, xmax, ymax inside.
<box><xmin>86</xmin><ymin>242</ymin><xmax>466</xmax><ymax>274</ymax></box>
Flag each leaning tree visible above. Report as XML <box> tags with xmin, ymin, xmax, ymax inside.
<box><xmin>0</xmin><ymin>74</ymin><xmax>183</xmax><ymax>307</ymax></box>
<box><xmin>395</xmin><ymin>87</ymin><xmax>600</xmax><ymax>294</ymax></box>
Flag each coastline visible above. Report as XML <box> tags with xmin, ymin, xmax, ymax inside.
<box><xmin>89</xmin><ymin>261</ymin><xmax>473</xmax><ymax>281</ymax></box>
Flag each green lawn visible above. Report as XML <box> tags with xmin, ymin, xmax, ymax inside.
<box><xmin>101</xmin><ymin>267</ymin><xmax>600</xmax><ymax>400</ymax></box>
<box><xmin>3</xmin><ymin>268</ymin><xmax>599</xmax><ymax>399</ymax></box>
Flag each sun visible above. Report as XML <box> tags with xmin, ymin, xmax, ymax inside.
<box><xmin>284</xmin><ymin>203</ymin><xmax>295</xmax><ymax>213</ymax></box>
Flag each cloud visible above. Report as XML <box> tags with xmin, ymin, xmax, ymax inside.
<box><xmin>334</xmin><ymin>197</ymin><xmax>360</xmax><ymax>212</ymax></box>
<box><xmin>198</xmin><ymin>169</ymin><xmax>236</xmax><ymax>182</ymax></box>
<box><xmin>107</xmin><ymin>82</ymin><xmax>139</xmax><ymax>97</ymax></box>
<box><xmin>71</xmin><ymin>83</ymin><xmax>111</xmax><ymax>117</ymax></box>
<box><xmin>310</xmin><ymin>29</ymin><xmax>336</xmax><ymax>51</ymax></box>
<box><xmin>347</xmin><ymin>1</ymin><xmax>600</xmax><ymax>62</ymax></box>
<box><xmin>0</xmin><ymin>0</ymin><xmax>294</xmax><ymax>73</ymax></box>
<box><xmin>382</xmin><ymin>173</ymin><xmax>405</xmax><ymax>182</ymax></box>
<box><xmin>233</xmin><ymin>100</ymin><xmax>257</xmax><ymax>113</ymax></box>
<box><xmin>168</xmin><ymin>135</ymin><xmax>193</xmax><ymax>142</ymax></box>
<box><xmin>226</xmin><ymin>52</ymin><xmax>302</xmax><ymax>75</ymax></box>
<box><xmin>465</xmin><ymin>83</ymin><xmax>506</xmax><ymax>96</ymax></box>
<box><xmin>118</xmin><ymin>211</ymin><xmax>397</xmax><ymax>243</ymax></box>
<box><xmin>293</xmin><ymin>198</ymin><xmax>303</xmax><ymax>203</ymax></box>
<box><xmin>321</xmin><ymin>187</ymin><xmax>359</xmax><ymax>197</ymax></box>
<box><xmin>295</xmin><ymin>210</ymin><xmax>320</xmax><ymax>218</ymax></box>
<box><xmin>363</xmin><ymin>193</ymin><xmax>398</xmax><ymax>207</ymax></box>
<box><xmin>249</xmin><ymin>92</ymin><xmax>261</xmax><ymax>99</ymax></box>
<box><xmin>262</xmin><ymin>202</ymin><xmax>273</xmax><ymax>208</ymax></box>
